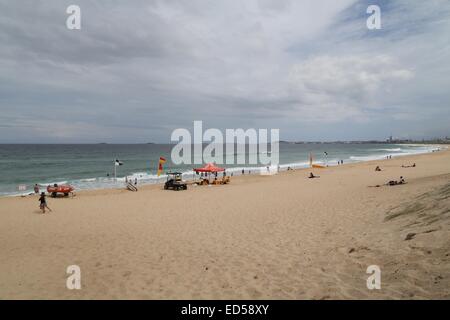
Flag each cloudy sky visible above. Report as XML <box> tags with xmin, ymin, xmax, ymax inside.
<box><xmin>0</xmin><ymin>0</ymin><xmax>449</xmax><ymax>143</ymax></box>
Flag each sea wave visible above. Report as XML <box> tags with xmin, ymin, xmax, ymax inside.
<box><xmin>375</xmin><ymin>148</ymin><xmax>402</xmax><ymax>152</ymax></box>
<box><xmin>1</xmin><ymin>144</ymin><xmax>442</xmax><ymax>197</ymax></box>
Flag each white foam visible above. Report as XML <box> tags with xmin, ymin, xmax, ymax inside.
<box><xmin>375</xmin><ymin>148</ymin><xmax>402</xmax><ymax>152</ymax></box>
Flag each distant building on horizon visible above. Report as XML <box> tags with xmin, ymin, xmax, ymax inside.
<box><xmin>387</xmin><ymin>135</ymin><xmax>393</xmax><ymax>143</ymax></box>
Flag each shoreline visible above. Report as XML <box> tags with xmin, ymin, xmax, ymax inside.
<box><xmin>2</xmin><ymin>144</ymin><xmax>445</xmax><ymax>198</ymax></box>
<box><xmin>74</xmin><ymin>146</ymin><xmax>448</xmax><ymax>197</ymax></box>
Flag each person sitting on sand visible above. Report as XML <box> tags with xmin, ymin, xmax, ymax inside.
<box><xmin>39</xmin><ymin>192</ymin><xmax>52</xmax><ymax>213</ymax></box>
<box><xmin>308</xmin><ymin>172</ymin><xmax>319</xmax><ymax>179</ymax></box>
<box><xmin>375</xmin><ymin>166</ymin><xmax>381</xmax><ymax>172</ymax></box>
<box><xmin>386</xmin><ymin>176</ymin><xmax>406</xmax><ymax>186</ymax></box>
<box><xmin>402</xmin><ymin>163</ymin><xmax>416</xmax><ymax>168</ymax></box>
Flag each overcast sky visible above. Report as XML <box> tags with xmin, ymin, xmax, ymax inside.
<box><xmin>0</xmin><ymin>0</ymin><xmax>449</xmax><ymax>143</ymax></box>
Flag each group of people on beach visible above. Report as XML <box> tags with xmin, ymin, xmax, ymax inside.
<box><xmin>32</xmin><ymin>153</ymin><xmax>421</xmax><ymax>213</ymax></box>
<box><xmin>369</xmin><ymin>161</ymin><xmax>417</xmax><ymax>187</ymax></box>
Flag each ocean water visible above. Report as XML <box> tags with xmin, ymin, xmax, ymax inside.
<box><xmin>0</xmin><ymin>143</ymin><xmax>441</xmax><ymax>196</ymax></box>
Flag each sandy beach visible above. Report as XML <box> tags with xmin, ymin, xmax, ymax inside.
<box><xmin>0</xmin><ymin>149</ymin><xmax>449</xmax><ymax>300</ymax></box>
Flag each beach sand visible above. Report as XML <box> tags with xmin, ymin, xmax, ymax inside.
<box><xmin>1</xmin><ymin>148</ymin><xmax>449</xmax><ymax>299</ymax></box>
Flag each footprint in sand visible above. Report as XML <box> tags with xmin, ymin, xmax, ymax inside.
<box><xmin>122</xmin><ymin>271</ymin><xmax>132</xmax><ymax>278</ymax></box>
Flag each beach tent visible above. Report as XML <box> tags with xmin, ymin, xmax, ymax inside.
<box><xmin>193</xmin><ymin>163</ymin><xmax>225</xmax><ymax>173</ymax></box>
<box><xmin>193</xmin><ymin>163</ymin><xmax>225</xmax><ymax>183</ymax></box>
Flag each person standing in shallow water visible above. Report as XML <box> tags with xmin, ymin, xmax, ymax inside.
<box><xmin>39</xmin><ymin>192</ymin><xmax>52</xmax><ymax>213</ymax></box>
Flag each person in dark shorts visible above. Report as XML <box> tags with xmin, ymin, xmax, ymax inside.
<box><xmin>39</xmin><ymin>192</ymin><xmax>52</xmax><ymax>213</ymax></box>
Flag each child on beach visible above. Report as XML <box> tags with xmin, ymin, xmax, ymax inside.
<box><xmin>39</xmin><ymin>192</ymin><xmax>52</xmax><ymax>213</ymax></box>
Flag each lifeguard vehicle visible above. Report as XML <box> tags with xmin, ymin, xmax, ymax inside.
<box><xmin>47</xmin><ymin>184</ymin><xmax>75</xmax><ymax>197</ymax></box>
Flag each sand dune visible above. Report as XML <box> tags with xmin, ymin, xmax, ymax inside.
<box><xmin>0</xmin><ymin>148</ymin><xmax>449</xmax><ymax>299</ymax></box>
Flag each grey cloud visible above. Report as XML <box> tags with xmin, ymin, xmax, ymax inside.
<box><xmin>0</xmin><ymin>0</ymin><xmax>449</xmax><ymax>143</ymax></box>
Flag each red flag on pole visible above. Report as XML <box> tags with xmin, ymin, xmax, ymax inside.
<box><xmin>157</xmin><ymin>157</ymin><xmax>166</xmax><ymax>176</ymax></box>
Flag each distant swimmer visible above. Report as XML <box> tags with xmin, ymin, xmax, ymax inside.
<box><xmin>39</xmin><ymin>192</ymin><xmax>52</xmax><ymax>213</ymax></box>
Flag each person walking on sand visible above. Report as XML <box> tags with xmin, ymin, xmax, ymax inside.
<box><xmin>39</xmin><ymin>192</ymin><xmax>52</xmax><ymax>213</ymax></box>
